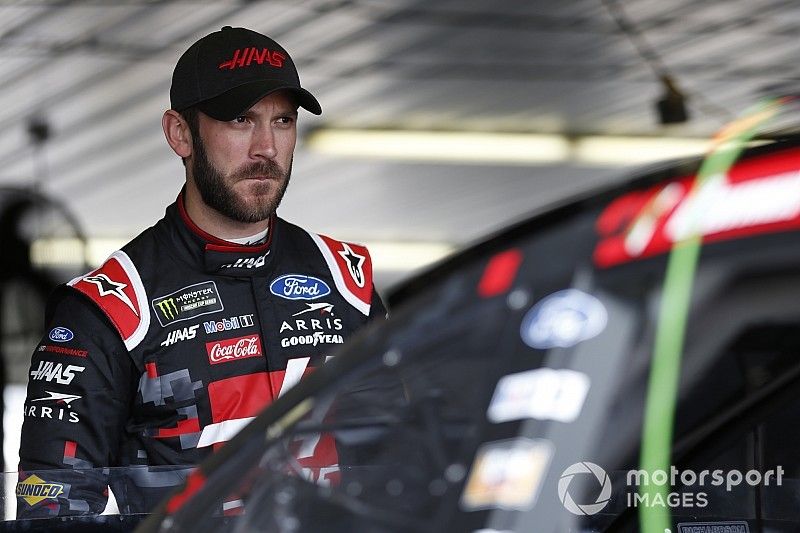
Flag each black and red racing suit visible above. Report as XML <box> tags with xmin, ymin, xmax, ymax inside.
<box><xmin>17</xmin><ymin>192</ymin><xmax>386</xmax><ymax>516</ymax></box>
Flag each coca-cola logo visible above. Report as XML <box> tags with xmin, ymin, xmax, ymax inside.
<box><xmin>206</xmin><ymin>334</ymin><xmax>263</xmax><ymax>365</ymax></box>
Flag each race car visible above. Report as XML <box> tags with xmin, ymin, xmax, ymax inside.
<box><xmin>129</xmin><ymin>128</ymin><xmax>800</xmax><ymax>532</ymax></box>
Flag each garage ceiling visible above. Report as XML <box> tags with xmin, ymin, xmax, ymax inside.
<box><xmin>0</xmin><ymin>0</ymin><xmax>797</xmax><ymax>284</ymax></box>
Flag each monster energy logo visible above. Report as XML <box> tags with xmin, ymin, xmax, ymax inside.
<box><xmin>151</xmin><ymin>281</ymin><xmax>224</xmax><ymax>327</ymax></box>
<box><xmin>156</xmin><ymin>298</ymin><xmax>179</xmax><ymax>321</ymax></box>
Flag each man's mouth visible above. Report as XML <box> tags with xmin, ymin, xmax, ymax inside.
<box><xmin>243</xmin><ymin>174</ymin><xmax>279</xmax><ymax>181</ymax></box>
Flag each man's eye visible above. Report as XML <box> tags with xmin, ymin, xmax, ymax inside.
<box><xmin>234</xmin><ymin>116</ymin><xmax>248</xmax><ymax>123</ymax></box>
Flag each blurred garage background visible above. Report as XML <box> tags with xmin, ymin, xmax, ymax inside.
<box><xmin>0</xmin><ymin>0</ymin><xmax>797</xmax><ymax>479</ymax></box>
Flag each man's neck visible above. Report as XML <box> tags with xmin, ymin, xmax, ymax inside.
<box><xmin>183</xmin><ymin>185</ymin><xmax>270</xmax><ymax>242</ymax></box>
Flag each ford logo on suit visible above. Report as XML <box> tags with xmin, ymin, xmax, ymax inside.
<box><xmin>269</xmin><ymin>274</ymin><xmax>331</xmax><ymax>300</ymax></box>
<box><xmin>48</xmin><ymin>327</ymin><xmax>75</xmax><ymax>343</ymax></box>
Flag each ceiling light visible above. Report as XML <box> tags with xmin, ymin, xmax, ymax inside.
<box><xmin>30</xmin><ymin>237</ymin><xmax>127</xmax><ymax>268</ymax></box>
<box><xmin>305</xmin><ymin>128</ymin><xmax>713</xmax><ymax>166</ymax></box>
<box><xmin>305</xmin><ymin>129</ymin><xmax>571</xmax><ymax>165</ymax></box>
<box><xmin>574</xmin><ymin>136</ymin><xmax>710</xmax><ymax>165</ymax></box>
<box><xmin>31</xmin><ymin>237</ymin><xmax>455</xmax><ymax>274</ymax></box>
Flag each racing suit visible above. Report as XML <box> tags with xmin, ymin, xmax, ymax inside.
<box><xmin>17</xmin><ymin>193</ymin><xmax>386</xmax><ymax>516</ymax></box>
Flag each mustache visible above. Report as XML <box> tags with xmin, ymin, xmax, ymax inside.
<box><xmin>231</xmin><ymin>160</ymin><xmax>287</xmax><ymax>180</ymax></box>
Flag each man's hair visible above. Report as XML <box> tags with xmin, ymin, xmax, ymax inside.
<box><xmin>178</xmin><ymin>106</ymin><xmax>200</xmax><ymax>167</ymax></box>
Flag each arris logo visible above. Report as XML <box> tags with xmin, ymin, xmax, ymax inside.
<box><xmin>48</xmin><ymin>327</ymin><xmax>74</xmax><ymax>343</ymax></box>
<box><xmin>270</xmin><ymin>274</ymin><xmax>331</xmax><ymax>301</ymax></box>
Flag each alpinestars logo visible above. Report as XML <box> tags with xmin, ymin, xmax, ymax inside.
<box><xmin>338</xmin><ymin>243</ymin><xmax>366</xmax><ymax>288</ymax></box>
<box><xmin>83</xmin><ymin>274</ymin><xmax>138</xmax><ymax>315</ymax></box>
<box><xmin>30</xmin><ymin>361</ymin><xmax>85</xmax><ymax>385</ymax></box>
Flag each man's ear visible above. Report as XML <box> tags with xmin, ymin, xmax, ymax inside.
<box><xmin>162</xmin><ymin>110</ymin><xmax>192</xmax><ymax>159</ymax></box>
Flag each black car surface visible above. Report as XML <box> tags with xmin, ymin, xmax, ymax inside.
<box><xmin>6</xmin><ymin>101</ymin><xmax>800</xmax><ymax>533</ymax></box>
<box><xmin>127</xmin><ymin>121</ymin><xmax>800</xmax><ymax>532</ymax></box>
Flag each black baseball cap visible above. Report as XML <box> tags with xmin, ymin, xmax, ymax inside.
<box><xmin>170</xmin><ymin>26</ymin><xmax>322</xmax><ymax>120</ymax></box>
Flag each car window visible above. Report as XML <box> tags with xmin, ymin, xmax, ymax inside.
<box><xmin>141</xmin><ymin>140</ymin><xmax>800</xmax><ymax>533</ymax></box>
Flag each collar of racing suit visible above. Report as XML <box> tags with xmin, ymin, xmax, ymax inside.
<box><xmin>169</xmin><ymin>191</ymin><xmax>276</xmax><ymax>276</ymax></box>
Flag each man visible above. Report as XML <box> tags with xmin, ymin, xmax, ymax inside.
<box><xmin>17</xmin><ymin>26</ymin><xmax>386</xmax><ymax>517</ymax></box>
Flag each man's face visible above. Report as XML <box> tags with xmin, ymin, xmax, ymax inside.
<box><xmin>190</xmin><ymin>91</ymin><xmax>298</xmax><ymax>223</ymax></box>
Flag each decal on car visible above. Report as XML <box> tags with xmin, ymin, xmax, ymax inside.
<box><xmin>460</xmin><ymin>438</ymin><xmax>553</xmax><ymax>511</ymax></box>
<box><xmin>520</xmin><ymin>289</ymin><xmax>607</xmax><ymax>349</ymax></box>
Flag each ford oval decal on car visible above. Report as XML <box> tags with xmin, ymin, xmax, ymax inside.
<box><xmin>49</xmin><ymin>327</ymin><xmax>75</xmax><ymax>343</ymax></box>
<box><xmin>270</xmin><ymin>274</ymin><xmax>331</xmax><ymax>300</ymax></box>
<box><xmin>520</xmin><ymin>289</ymin><xmax>608</xmax><ymax>349</ymax></box>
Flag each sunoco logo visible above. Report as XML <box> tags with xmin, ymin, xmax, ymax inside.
<box><xmin>16</xmin><ymin>475</ymin><xmax>64</xmax><ymax>506</ymax></box>
<box><xmin>558</xmin><ymin>462</ymin><xmax>612</xmax><ymax>515</ymax></box>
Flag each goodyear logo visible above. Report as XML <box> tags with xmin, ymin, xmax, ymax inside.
<box><xmin>16</xmin><ymin>475</ymin><xmax>64</xmax><ymax>506</ymax></box>
<box><xmin>151</xmin><ymin>281</ymin><xmax>224</xmax><ymax>327</ymax></box>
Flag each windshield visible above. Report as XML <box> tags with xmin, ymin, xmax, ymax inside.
<box><xmin>144</xmin><ymin>140</ymin><xmax>800</xmax><ymax>533</ymax></box>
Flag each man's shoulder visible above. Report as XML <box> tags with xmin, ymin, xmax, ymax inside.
<box><xmin>121</xmin><ymin>220</ymin><xmax>163</xmax><ymax>258</ymax></box>
<box><xmin>65</xmin><ymin>249</ymin><xmax>150</xmax><ymax>351</ymax></box>
<box><xmin>276</xmin><ymin>217</ymin><xmax>376</xmax><ymax>317</ymax></box>
<box><xmin>275</xmin><ymin>217</ymin><xmax>371</xmax><ymax>255</ymax></box>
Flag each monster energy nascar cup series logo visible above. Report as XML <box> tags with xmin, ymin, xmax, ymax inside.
<box><xmin>151</xmin><ymin>281</ymin><xmax>224</xmax><ymax>327</ymax></box>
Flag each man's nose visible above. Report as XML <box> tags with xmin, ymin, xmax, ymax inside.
<box><xmin>250</xmin><ymin>125</ymin><xmax>277</xmax><ymax>160</ymax></box>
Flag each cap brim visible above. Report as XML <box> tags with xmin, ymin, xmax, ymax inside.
<box><xmin>196</xmin><ymin>80</ymin><xmax>322</xmax><ymax>120</ymax></box>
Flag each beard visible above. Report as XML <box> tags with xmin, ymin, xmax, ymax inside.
<box><xmin>191</xmin><ymin>137</ymin><xmax>292</xmax><ymax>224</ymax></box>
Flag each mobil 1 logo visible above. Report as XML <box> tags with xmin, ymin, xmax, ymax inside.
<box><xmin>204</xmin><ymin>314</ymin><xmax>255</xmax><ymax>334</ymax></box>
